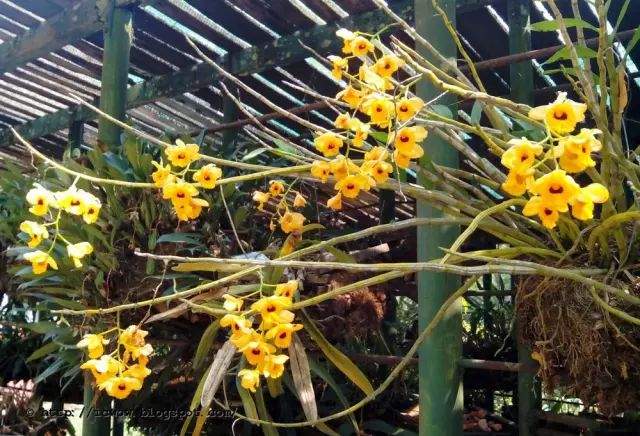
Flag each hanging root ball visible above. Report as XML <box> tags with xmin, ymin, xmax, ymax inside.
<box><xmin>320</xmin><ymin>273</ymin><xmax>387</xmax><ymax>341</ymax></box>
<box><xmin>516</xmin><ymin>275</ymin><xmax>640</xmax><ymax>415</ymax></box>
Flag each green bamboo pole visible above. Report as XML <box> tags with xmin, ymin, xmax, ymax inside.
<box><xmin>83</xmin><ymin>4</ymin><xmax>132</xmax><ymax>435</ymax></box>
<box><xmin>415</xmin><ymin>1</ymin><xmax>463</xmax><ymax>435</ymax></box>
<box><xmin>508</xmin><ymin>1</ymin><xmax>540</xmax><ymax>435</ymax></box>
<box><xmin>97</xmin><ymin>4</ymin><xmax>132</xmax><ymax>150</ymax></box>
<box><xmin>67</xmin><ymin>118</ymin><xmax>84</xmax><ymax>156</ymax></box>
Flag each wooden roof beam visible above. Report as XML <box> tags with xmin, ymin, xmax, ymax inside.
<box><xmin>0</xmin><ymin>0</ymin><xmax>499</xmax><ymax>147</ymax></box>
<box><xmin>0</xmin><ymin>0</ymin><xmax>159</xmax><ymax>76</ymax></box>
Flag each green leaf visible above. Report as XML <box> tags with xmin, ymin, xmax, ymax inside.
<box><xmin>324</xmin><ymin>246</ymin><xmax>356</xmax><ymax>263</ymax></box>
<box><xmin>544</xmin><ymin>45</ymin><xmax>598</xmax><ymax>65</ymax></box>
<box><xmin>254</xmin><ymin>388</ymin><xmax>279</xmax><ymax>436</ymax></box>
<box><xmin>156</xmin><ymin>232</ymin><xmax>202</xmax><ymax>245</ymax></box>
<box><xmin>35</xmin><ymin>358</ymin><xmax>65</xmax><ymax>383</ymax></box>
<box><xmin>302</xmin><ymin>311</ymin><xmax>374</xmax><ymax>396</ymax></box>
<box><xmin>193</xmin><ymin>321</ymin><xmax>220</xmax><ymax>370</ymax></box>
<box><xmin>288</xmin><ymin>335</ymin><xmax>317</xmax><ymax>421</ymax></box>
<box><xmin>470</xmin><ymin>100</ymin><xmax>483</xmax><ymax>125</ymax></box>
<box><xmin>431</xmin><ymin>104</ymin><xmax>454</xmax><ymax>119</ymax></box>
<box><xmin>625</xmin><ymin>25</ymin><xmax>640</xmax><ymax>55</ymax></box>
<box><xmin>242</xmin><ymin>147</ymin><xmax>268</xmax><ymax>161</ymax></box>
<box><xmin>369</xmin><ymin>131</ymin><xmax>388</xmax><ymax>144</ymax></box>
<box><xmin>26</xmin><ymin>341</ymin><xmax>60</xmax><ymax>362</ymax></box>
<box><xmin>309</xmin><ymin>358</ymin><xmax>359</xmax><ymax>434</ymax></box>
<box><xmin>530</xmin><ymin>18</ymin><xmax>597</xmax><ymax>32</ymax></box>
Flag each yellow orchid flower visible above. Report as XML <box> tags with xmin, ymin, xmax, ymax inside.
<box><xmin>350</xmin><ymin>35</ymin><xmax>374</xmax><ymax>57</ymax></box>
<box><xmin>364</xmin><ymin>146</ymin><xmax>390</xmax><ymax>162</ymax></box>
<box><xmin>162</xmin><ymin>180</ymin><xmax>199</xmax><ymax>207</ymax></box>
<box><xmin>328</xmin><ymin>55</ymin><xmax>348</xmax><ymax>80</ymax></box>
<box><xmin>19</xmin><ymin>221</ymin><xmax>49</xmax><ymax>248</ymax></box>
<box><xmin>554</xmin><ymin>128</ymin><xmax>602</xmax><ymax>173</ymax></box>
<box><xmin>23</xmin><ymin>250</ymin><xmax>58</xmax><ymax>275</ymax></box>
<box><xmin>274</xmin><ymin>280</ymin><xmax>298</xmax><ymax>299</ymax></box>
<box><xmin>67</xmin><ymin>242</ymin><xmax>94</xmax><ymax>268</ymax></box>
<box><xmin>55</xmin><ymin>187</ymin><xmax>87</xmax><ymax>216</ymax></box>
<box><xmin>77</xmin><ymin>333</ymin><xmax>109</xmax><ymax>359</ymax></box>
<box><xmin>327</xmin><ymin>192</ymin><xmax>343</xmax><ymax>210</ymax></box>
<box><xmin>268</xmin><ymin>180</ymin><xmax>286</xmax><ymax>196</ymax></box>
<box><xmin>119</xmin><ymin>326</ymin><xmax>153</xmax><ymax>362</ymax></box>
<box><xmin>392</xmin><ymin>126</ymin><xmax>428</xmax><ymax>153</ymax></box>
<box><xmin>502</xmin><ymin>168</ymin><xmax>535</xmax><ymax>197</ymax></box>
<box><xmin>333</xmin><ymin>113</ymin><xmax>352</xmax><ymax>129</ymax></box>
<box><xmin>529</xmin><ymin>92</ymin><xmax>587</xmax><ymax>135</ymax></box>
<box><xmin>222</xmin><ymin>294</ymin><xmax>244</xmax><ymax>312</ymax></box>
<box><xmin>362</xmin><ymin>96</ymin><xmax>394</xmax><ymax>128</ymax></box>
<box><xmin>81</xmin><ymin>193</ymin><xmax>102</xmax><ymax>224</ymax></box>
<box><xmin>238</xmin><ymin>368</ymin><xmax>261</xmax><ymax>393</ymax></box>
<box><xmin>151</xmin><ymin>161</ymin><xmax>173</xmax><ymax>188</ymax></box>
<box><xmin>529</xmin><ymin>169</ymin><xmax>580</xmax><ymax>211</ymax></box>
<box><xmin>336</xmin><ymin>85</ymin><xmax>364</xmax><ymax>108</ymax></box>
<box><xmin>239</xmin><ymin>337</ymin><xmax>277</xmax><ymax>366</ymax></box>
<box><xmin>329</xmin><ymin>155</ymin><xmax>360</xmax><ymax>181</ymax></box>
<box><xmin>335</xmin><ymin>28</ymin><xmax>355</xmax><ymax>55</ymax></box>
<box><xmin>373</xmin><ymin>54</ymin><xmax>403</xmax><ymax>78</ymax></box>
<box><xmin>314</xmin><ymin>132</ymin><xmax>344</xmax><ymax>157</ymax></box>
<box><xmin>279</xmin><ymin>211</ymin><xmax>305</xmax><ymax>233</ymax></box>
<box><xmin>251</xmin><ymin>296</ymin><xmax>295</xmax><ymax>329</ymax></box>
<box><xmin>570</xmin><ymin>183</ymin><xmax>609</xmax><ymax>221</ymax></box>
<box><xmin>26</xmin><ymin>184</ymin><xmax>56</xmax><ymax>216</ymax></box>
<box><xmin>522</xmin><ymin>196</ymin><xmax>561</xmax><ymax>229</ymax></box>
<box><xmin>165</xmin><ymin>139</ymin><xmax>200</xmax><ymax>167</ymax></box>
<box><xmin>193</xmin><ymin>164</ymin><xmax>222</xmax><ymax>189</ymax></box>
<box><xmin>362</xmin><ymin>160</ymin><xmax>394</xmax><ymax>184</ymax></box>
<box><xmin>99</xmin><ymin>375</ymin><xmax>143</xmax><ymax>400</ymax></box>
<box><xmin>257</xmin><ymin>354</ymin><xmax>289</xmax><ymax>379</ymax></box>
<box><xmin>335</xmin><ymin>173</ymin><xmax>374</xmax><ymax>199</ymax></box>
<box><xmin>500</xmin><ymin>138</ymin><xmax>543</xmax><ymax>170</ymax></box>
<box><xmin>81</xmin><ymin>355</ymin><xmax>123</xmax><ymax>385</ymax></box>
<box><xmin>396</xmin><ymin>97</ymin><xmax>424</xmax><ymax>122</ymax></box>
<box><xmin>311</xmin><ymin>160</ymin><xmax>331</xmax><ymax>183</ymax></box>
<box><xmin>265</xmin><ymin>323</ymin><xmax>303</xmax><ymax>349</ymax></box>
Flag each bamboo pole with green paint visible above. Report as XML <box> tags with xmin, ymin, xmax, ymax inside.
<box><xmin>415</xmin><ymin>1</ymin><xmax>463</xmax><ymax>434</ymax></box>
<box><xmin>508</xmin><ymin>1</ymin><xmax>541</xmax><ymax>434</ymax></box>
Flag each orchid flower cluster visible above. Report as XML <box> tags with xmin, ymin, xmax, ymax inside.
<box><xmin>219</xmin><ymin>280</ymin><xmax>303</xmax><ymax>393</ymax></box>
<box><xmin>252</xmin><ymin>179</ymin><xmax>307</xmax><ymax>234</ymax></box>
<box><xmin>78</xmin><ymin>325</ymin><xmax>153</xmax><ymax>400</ymax></box>
<box><xmin>308</xmin><ymin>28</ymin><xmax>426</xmax><ymax>210</ymax></box>
<box><xmin>501</xmin><ymin>92</ymin><xmax>610</xmax><ymax>229</ymax></box>
<box><xmin>20</xmin><ymin>183</ymin><xmax>101</xmax><ymax>274</ymax></box>
<box><xmin>151</xmin><ymin>139</ymin><xmax>223</xmax><ymax>222</ymax></box>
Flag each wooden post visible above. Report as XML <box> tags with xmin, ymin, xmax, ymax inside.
<box><xmin>415</xmin><ymin>1</ymin><xmax>463</xmax><ymax>435</ymax></box>
<box><xmin>508</xmin><ymin>1</ymin><xmax>540</xmax><ymax>435</ymax></box>
<box><xmin>97</xmin><ymin>3</ymin><xmax>132</xmax><ymax>150</ymax></box>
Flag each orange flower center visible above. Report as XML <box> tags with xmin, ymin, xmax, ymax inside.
<box><xmin>279</xmin><ymin>332</ymin><xmax>288</xmax><ymax>339</ymax></box>
<box><xmin>553</xmin><ymin>110</ymin><xmax>568</xmax><ymax>121</ymax></box>
<box><xmin>266</xmin><ymin>305</ymin><xmax>276</xmax><ymax>313</ymax></box>
<box><xmin>549</xmin><ymin>185</ymin><xmax>564</xmax><ymax>194</ymax></box>
<box><xmin>544</xmin><ymin>208</ymin><xmax>553</xmax><ymax>216</ymax></box>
